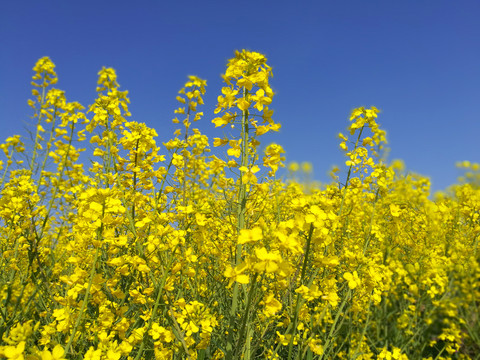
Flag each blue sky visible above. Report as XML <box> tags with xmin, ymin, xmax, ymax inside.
<box><xmin>1</xmin><ymin>0</ymin><xmax>479</xmax><ymax>193</ymax></box>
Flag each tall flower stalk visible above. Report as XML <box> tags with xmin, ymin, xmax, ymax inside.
<box><xmin>212</xmin><ymin>50</ymin><xmax>278</xmax><ymax>359</ymax></box>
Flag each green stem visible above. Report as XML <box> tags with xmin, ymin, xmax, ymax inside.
<box><xmin>274</xmin><ymin>175</ymin><xmax>281</xmax><ymax>223</ymax></box>
<box><xmin>226</xmin><ymin>87</ymin><xmax>250</xmax><ymax>360</ymax></box>
<box><xmin>235</xmin><ymin>273</ymin><xmax>258</xmax><ymax>358</ymax></box>
<box><xmin>30</xmin><ymin>73</ymin><xmax>48</xmax><ymax>173</ymax></box>
<box><xmin>320</xmin><ymin>288</ymin><xmax>351</xmax><ymax>360</ymax></box>
<box><xmin>288</xmin><ymin>223</ymin><xmax>314</xmax><ymax>360</ymax></box>
<box><xmin>352</xmin><ymin>298</ymin><xmax>372</xmax><ymax>357</ymax></box>
<box><xmin>0</xmin><ymin>159</ymin><xmax>11</xmax><ymax>188</ymax></box>
<box><xmin>133</xmin><ymin>248</ymin><xmax>179</xmax><ymax>360</ymax></box>
<box><xmin>338</xmin><ymin>125</ymin><xmax>365</xmax><ymax>217</ymax></box>
<box><xmin>64</xmin><ymin>247</ymin><xmax>100</xmax><ymax>356</ymax></box>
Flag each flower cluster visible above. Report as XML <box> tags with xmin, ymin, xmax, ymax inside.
<box><xmin>0</xmin><ymin>52</ymin><xmax>479</xmax><ymax>360</ymax></box>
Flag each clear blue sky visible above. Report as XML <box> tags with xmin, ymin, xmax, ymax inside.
<box><xmin>1</xmin><ymin>0</ymin><xmax>479</xmax><ymax>193</ymax></box>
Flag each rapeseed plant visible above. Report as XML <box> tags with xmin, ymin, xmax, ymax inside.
<box><xmin>0</xmin><ymin>51</ymin><xmax>479</xmax><ymax>360</ymax></box>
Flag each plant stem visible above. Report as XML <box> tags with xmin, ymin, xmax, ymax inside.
<box><xmin>64</xmin><ymin>246</ymin><xmax>100</xmax><ymax>356</ymax></box>
<box><xmin>287</xmin><ymin>223</ymin><xmax>314</xmax><ymax>360</ymax></box>
<box><xmin>226</xmin><ymin>87</ymin><xmax>250</xmax><ymax>360</ymax></box>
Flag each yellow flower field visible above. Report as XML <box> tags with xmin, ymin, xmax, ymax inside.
<box><xmin>0</xmin><ymin>50</ymin><xmax>479</xmax><ymax>359</ymax></box>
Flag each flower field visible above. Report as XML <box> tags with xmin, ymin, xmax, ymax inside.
<box><xmin>0</xmin><ymin>50</ymin><xmax>479</xmax><ymax>359</ymax></box>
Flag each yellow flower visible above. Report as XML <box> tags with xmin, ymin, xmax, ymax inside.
<box><xmin>213</xmin><ymin>137</ymin><xmax>229</xmax><ymax>147</ymax></box>
<box><xmin>252</xmin><ymin>89</ymin><xmax>272</xmax><ymax>111</ymax></box>
<box><xmin>253</xmin><ymin>247</ymin><xmax>282</xmax><ymax>273</ymax></box>
<box><xmin>3</xmin><ymin>341</ymin><xmax>25</xmax><ymax>360</ymax></box>
<box><xmin>288</xmin><ymin>162</ymin><xmax>299</xmax><ymax>172</ymax></box>
<box><xmin>236</xmin><ymin>98</ymin><xmax>251</xmax><ymax>111</ymax></box>
<box><xmin>237</xmin><ymin>77</ymin><xmax>253</xmax><ymax>91</ymax></box>
<box><xmin>40</xmin><ymin>345</ymin><xmax>65</xmax><ymax>360</ymax></box>
<box><xmin>260</xmin><ymin>293</ymin><xmax>282</xmax><ymax>317</ymax></box>
<box><xmin>84</xmin><ymin>347</ymin><xmax>102</xmax><ymax>360</ymax></box>
<box><xmin>212</xmin><ymin>115</ymin><xmax>231</xmax><ymax>128</ymax></box>
<box><xmin>239</xmin><ymin>165</ymin><xmax>260</xmax><ymax>184</ymax></box>
<box><xmin>227</xmin><ymin>139</ymin><xmax>242</xmax><ymax>158</ymax></box>
<box><xmin>389</xmin><ymin>204</ymin><xmax>401</xmax><ymax>217</ymax></box>
<box><xmin>276</xmin><ymin>231</ymin><xmax>303</xmax><ymax>255</ymax></box>
<box><xmin>295</xmin><ymin>284</ymin><xmax>322</xmax><ymax>301</ymax></box>
<box><xmin>308</xmin><ymin>339</ymin><xmax>324</xmax><ymax>356</ymax></box>
<box><xmin>343</xmin><ymin>271</ymin><xmax>361</xmax><ymax>289</ymax></box>
<box><xmin>224</xmin><ymin>263</ymin><xmax>249</xmax><ymax>287</ymax></box>
<box><xmin>149</xmin><ymin>324</ymin><xmax>174</xmax><ymax>343</ymax></box>
<box><xmin>238</xmin><ymin>227</ymin><xmax>263</xmax><ymax>244</ymax></box>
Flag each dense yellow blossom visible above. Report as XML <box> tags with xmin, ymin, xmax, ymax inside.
<box><xmin>0</xmin><ymin>52</ymin><xmax>479</xmax><ymax>360</ymax></box>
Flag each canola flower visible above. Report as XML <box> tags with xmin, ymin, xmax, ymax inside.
<box><xmin>0</xmin><ymin>52</ymin><xmax>479</xmax><ymax>360</ymax></box>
